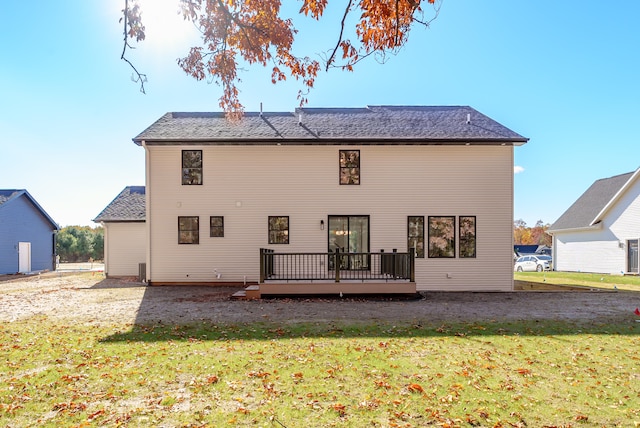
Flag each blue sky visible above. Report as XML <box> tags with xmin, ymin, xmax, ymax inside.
<box><xmin>1</xmin><ymin>1</ymin><xmax>639</xmax><ymax>227</ymax></box>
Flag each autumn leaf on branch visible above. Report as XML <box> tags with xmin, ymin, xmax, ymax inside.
<box><xmin>121</xmin><ymin>0</ymin><xmax>441</xmax><ymax>118</ymax></box>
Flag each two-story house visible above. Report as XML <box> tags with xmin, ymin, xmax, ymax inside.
<box><xmin>131</xmin><ymin>105</ymin><xmax>527</xmax><ymax>294</ymax></box>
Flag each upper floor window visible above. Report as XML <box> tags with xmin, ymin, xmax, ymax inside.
<box><xmin>182</xmin><ymin>150</ymin><xmax>202</xmax><ymax>185</ymax></box>
<box><xmin>408</xmin><ymin>216</ymin><xmax>425</xmax><ymax>258</ymax></box>
<box><xmin>428</xmin><ymin>216</ymin><xmax>455</xmax><ymax>258</ymax></box>
<box><xmin>210</xmin><ymin>216</ymin><xmax>224</xmax><ymax>237</ymax></box>
<box><xmin>339</xmin><ymin>150</ymin><xmax>360</xmax><ymax>185</ymax></box>
<box><xmin>268</xmin><ymin>216</ymin><xmax>289</xmax><ymax>244</ymax></box>
<box><xmin>459</xmin><ymin>216</ymin><xmax>476</xmax><ymax>258</ymax></box>
<box><xmin>178</xmin><ymin>216</ymin><xmax>199</xmax><ymax>244</ymax></box>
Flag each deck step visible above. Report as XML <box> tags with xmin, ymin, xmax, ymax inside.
<box><xmin>231</xmin><ymin>285</ymin><xmax>261</xmax><ymax>300</ymax></box>
<box><xmin>245</xmin><ymin>285</ymin><xmax>261</xmax><ymax>299</ymax></box>
<box><xmin>231</xmin><ymin>290</ymin><xmax>246</xmax><ymax>299</ymax></box>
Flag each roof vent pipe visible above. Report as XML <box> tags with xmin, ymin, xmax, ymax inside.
<box><xmin>298</xmin><ymin>112</ymin><xmax>303</xmax><ymax>125</ymax></box>
<box><xmin>466</xmin><ymin>113</ymin><xmax>471</xmax><ymax>124</ymax></box>
<box><xmin>259</xmin><ymin>102</ymin><xmax>263</xmax><ymax>117</ymax></box>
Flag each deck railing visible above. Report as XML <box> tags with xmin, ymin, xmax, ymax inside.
<box><xmin>260</xmin><ymin>248</ymin><xmax>415</xmax><ymax>283</ymax></box>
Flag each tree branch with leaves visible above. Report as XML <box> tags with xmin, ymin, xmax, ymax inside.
<box><xmin>120</xmin><ymin>0</ymin><xmax>441</xmax><ymax>118</ymax></box>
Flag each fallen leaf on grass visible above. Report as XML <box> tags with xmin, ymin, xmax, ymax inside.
<box><xmin>52</xmin><ymin>401</ymin><xmax>87</xmax><ymax>413</ymax></box>
<box><xmin>331</xmin><ymin>403</ymin><xmax>346</xmax><ymax>416</ymax></box>
<box><xmin>407</xmin><ymin>383</ymin><xmax>424</xmax><ymax>393</ymax></box>
<box><xmin>87</xmin><ymin>409</ymin><xmax>105</xmax><ymax>421</ymax></box>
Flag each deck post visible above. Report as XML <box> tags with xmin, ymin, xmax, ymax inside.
<box><xmin>259</xmin><ymin>248</ymin><xmax>265</xmax><ymax>283</ymax></box>
<box><xmin>392</xmin><ymin>249</ymin><xmax>397</xmax><ymax>278</ymax></box>
<box><xmin>334</xmin><ymin>248</ymin><xmax>340</xmax><ymax>283</ymax></box>
<box><xmin>409</xmin><ymin>248</ymin><xmax>416</xmax><ymax>282</ymax></box>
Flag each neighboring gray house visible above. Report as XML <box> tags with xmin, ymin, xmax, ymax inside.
<box><xmin>548</xmin><ymin>169</ymin><xmax>640</xmax><ymax>274</ymax></box>
<box><xmin>132</xmin><ymin>105</ymin><xmax>528</xmax><ymax>293</ymax></box>
<box><xmin>0</xmin><ymin>189</ymin><xmax>59</xmax><ymax>274</ymax></box>
<box><xmin>93</xmin><ymin>186</ymin><xmax>146</xmax><ymax>278</ymax></box>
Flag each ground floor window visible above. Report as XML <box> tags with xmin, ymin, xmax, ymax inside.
<box><xmin>408</xmin><ymin>216</ymin><xmax>425</xmax><ymax>258</ymax></box>
<box><xmin>268</xmin><ymin>216</ymin><xmax>289</xmax><ymax>244</ymax></box>
<box><xmin>428</xmin><ymin>216</ymin><xmax>455</xmax><ymax>258</ymax></box>
<box><xmin>210</xmin><ymin>216</ymin><xmax>224</xmax><ymax>237</ymax></box>
<box><xmin>459</xmin><ymin>216</ymin><xmax>476</xmax><ymax>258</ymax></box>
<box><xmin>178</xmin><ymin>216</ymin><xmax>199</xmax><ymax>244</ymax></box>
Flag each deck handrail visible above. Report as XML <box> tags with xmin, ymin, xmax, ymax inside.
<box><xmin>259</xmin><ymin>248</ymin><xmax>415</xmax><ymax>283</ymax></box>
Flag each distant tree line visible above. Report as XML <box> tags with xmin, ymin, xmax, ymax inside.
<box><xmin>514</xmin><ymin>219</ymin><xmax>552</xmax><ymax>246</ymax></box>
<box><xmin>56</xmin><ymin>226</ymin><xmax>104</xmax><ymax>262</ymax></box>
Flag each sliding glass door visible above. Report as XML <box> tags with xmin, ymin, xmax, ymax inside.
<box><xmin>328</xmin><ymin>216</ymin><xmax>369</xmax><ymax>270</ymax></box>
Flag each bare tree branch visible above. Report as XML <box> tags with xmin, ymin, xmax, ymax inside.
<box><xmin>325</xmin><ymin>0</ymin><xmax>353</xmax><ymax>71</ymax></box>
<box><xmin>120</xmin><ymin>0</ymin><xmax>147</xmax><ymax>94</ymax></box>
<box><xmin>413</xmin><ymin>0</ymin><xmax>442</xmax><ymax>27</ymax></box>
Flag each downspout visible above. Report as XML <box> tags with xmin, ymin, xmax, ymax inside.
<box><xmin>509</xmin><ymin>145</ymin><xmax>515</xmax><ymax>290</ymax></box>
<box><xmin>102</xmin><ymin>222</ymin><xmax>108</xmax><ymax>277</ymax></box>
<box><xmin>142</xmin><ymin>140</ymin><xmax>151</xmax><ymax>284</ymax></box>
<box><xmin>552</xmin><ymin>234</ymin><xmax>556</xmax><ymax>271</ymax></box>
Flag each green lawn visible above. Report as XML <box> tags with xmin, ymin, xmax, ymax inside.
<box><xmin>515</xmin><ymin>271</ymin><xmax>640</xmax><ymax>292</ymax></box>
<box><xmin>2</xmin><ymin>317</ymin><xmax>639</xmax><ymax>427</ymax></box>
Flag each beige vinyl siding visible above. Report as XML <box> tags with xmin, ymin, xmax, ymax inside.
<box><xmin>104</xmin><ymin>222</ymin><xmax>146</xmax><ymax>277</ymax></box>
<box><xmin>146</xmin><ymin>144</ymin><xmax>514</xmax><ymax>290</ymax></box>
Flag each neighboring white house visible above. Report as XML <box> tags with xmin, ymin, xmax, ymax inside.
<box><xmin>93</xmin><ymin>186</ymin><xmax>146</xmax><ymax>278</ymax></box>
<box><xmin>548</xmin><ymin>169</ymin><xmax>640</xmax><ymax>274</ymax></box>
<box><xmin>129</xmin><ymin>106</ymin><xmax>528</xmax><ymax>292</ymax></box>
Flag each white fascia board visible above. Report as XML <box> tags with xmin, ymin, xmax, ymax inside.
<box><xmin>547</xmin><ymin>222</ymin><xmax>604</xmax><ymax>235</ymax></box>
<box><xmin>590</xmin><ymin>167</ymin><xmax>640</xmax><ymax>226</ymax></box>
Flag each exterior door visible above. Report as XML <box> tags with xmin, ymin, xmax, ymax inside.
<box><xmin>628</xmin><ymin>240</ymin><xmax>638</xmax><ymax>273</ymax></box>
<box><xmin>18</xmin><ymin>242</ymin><xmax>31</xmax><ymax>273</ymax></box>
<box><xmin>328</xmin><ymin>216</ymin><xmax>369</xmax><ymax>270</ymax></box>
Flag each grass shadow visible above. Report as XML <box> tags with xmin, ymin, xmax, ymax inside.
<box><xmin>100</xmin><ymin>317</ymin><xmax>640</xmax><ymax>343</ymax></box>
<box><xmin>99</xmin><ymin>284</ymin><xmax>640</xmax><ymax>342</ymax></box>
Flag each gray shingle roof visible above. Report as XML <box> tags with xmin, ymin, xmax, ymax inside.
<box><xmin>133</xmin><ymin>106</ymin><xmax>528</xmax><ymax>144</ymax></box>
<box><xmin>548</xmin><ymin>172</ymin><xmax>635</xmax><ymax>232</ymax></box>
<box><xmin>93</xmin><ymin>186</ymin><xmax>145</xmax><ymax>222</ymax></box>
<box><xmin>0</xmin><ymin>189</ymin><xmax>59</xmax><ymax>230</ymax></box>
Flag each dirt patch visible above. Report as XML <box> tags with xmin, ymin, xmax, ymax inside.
<box><xmin>1</xmin><ymin>273</ymin><xmax>639</xmax><ymax>326</ymax></box>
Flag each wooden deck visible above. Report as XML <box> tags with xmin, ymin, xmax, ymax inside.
<box><xmin>231</xmin><ymin>249</ymin><xmax>417</xmax><ymax>299</ymax></box>
<box><xmin>232</xmin><ymin>280</ymin><xmax>417</xmax><ymax>299</ymax></box>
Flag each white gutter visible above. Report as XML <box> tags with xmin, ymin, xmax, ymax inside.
<box><xmin>547</xmin><ymin>222</ymin><xmax>604</xmax><ymax>235</ymax></box>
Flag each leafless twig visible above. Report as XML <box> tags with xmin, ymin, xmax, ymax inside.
<box><xmin>120</xmin><ymin>0</ymin><xmax>147</xmax><ymax>94</ymax></box>
<box><xmin>325</xmin><ymin>0</ymin><xmax>353</xmax><ymax>71</ymax></box>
